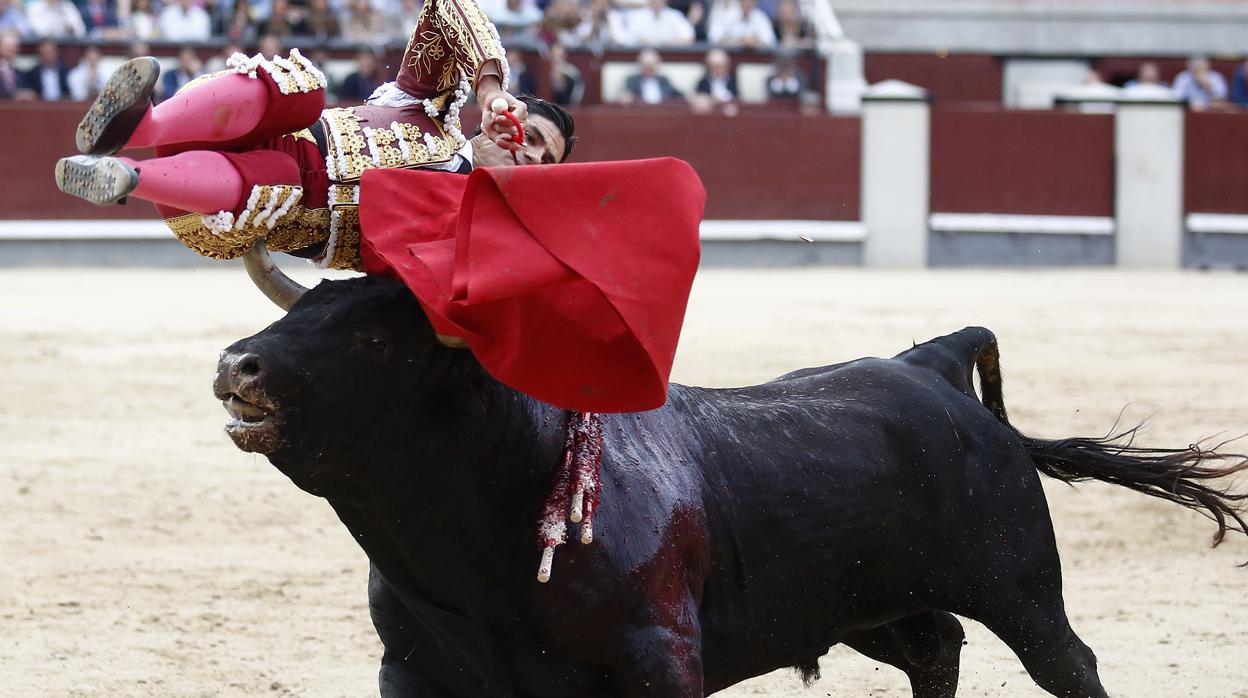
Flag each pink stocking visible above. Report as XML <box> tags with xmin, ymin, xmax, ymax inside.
<box><xmin>121</xmin><ymin>152</ymin><xmax>245</xmax><ymax>214</ymax></box>
<box><xmin>126</xmin><ymin>75</ymin><xmax>271</xmax><ymax>150</ymax></box>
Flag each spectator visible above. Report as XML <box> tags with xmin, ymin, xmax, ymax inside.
<box><xmin>691</xmin><ymin>47</ymin><xmax>736</xmax><ymax>114</ymax></box>
<box><xmin>257</xmin><ymin>32</ymin><xmax>282</xmax><ymax>58</ymax></box>
<box><xmin>708</xmin><ymin>0</ymin><xmax>774</xmax><ymax>48</ymax></box>
<box><xmin>341</xmin><ymin>0</ymin><xmax>384</xmax><ymax>44</ymax></box>
<box><xmin>1172</xmin><ymin>56</ymin><xmax>1228</xmax><ymax>111</ymax></box>
<box><xmin>26</xmin><ymin>0</ymin><xmax>86</xmax><ymax>38</ymax></box>
<box><xmin>1124</xmin><ymin>61</ymin><xmax>1165</xmax><ymax>89</ymax></box>
<box><xmin>0</xmin><ymin>0</ymin><xmax>32</xmax><ymax>36</ymax></box>
<box><xmin>492</xmin><ymin>0</ymin><xmax>542</xmax><ymax>45</ymax></box>
<box><xmin>67</xmin><ymin>45</ymin><xmax>107</xmax><ymax>100</ymax></box>
<box><xmin>221</xmin><ymin>0</ymin><xmax>257</xmax><ymax>42</ymax></box>
<box><xmin>255</xmin><ymin>0</ymin><xmax>305</xmax><ymax>37</ymax></box>
<box><xmin>338</xmin><ymin>47</ymin><xmax>382</xmax><ymax>102</ymax></box>
<box><xmin>126</xmin><ymin>40</ymin><xmax>151</xmax><ymax>59</ymax></box>
<box><xmin>309</xmin><ymin>45</ymin><xmax>337</xmax><ymax>101</ymax></box>
<box><xmin>123</xmin><ymin>0</ymin><xmax>159</xmax><ymax>40</ymax></box>
<box><xmin>773</xmin><ymin>0</ymin><xmax>811</xmax><ymax>49</ymax></box>
<box><xmin>547</xmin><ymin>41</ymin><xmax>583</xmax><ymax>105</ymax></box>
<box><xmin>571</xmin><ymin>0</ymin><xmax>618</xmax><ymax>48</ymax></box>
<box><xmin>508</xmin><ymin>47</ymin><xmax>538</xmax><ymax>95</ymax></box>
<box><xmin>667</xmin><ymin>0</ymin><xmax>706</xmax><ymax>41</ymax></box>
<box><xmin>204</xmin><ymin>41</ymin><xmax>243</xmax><ymax>72</ymax></box>
<box><xmin>766</xmin><ymin>52</ymin><xmax>804</xmax><ymax>100</ymax></box>
<box><xmin>619</xmin><ymin>48</ymin><xmax>681</xmax><ymax>105</ymax></box>
<box><xmin>0</xmin><ymin>30</ymin><xmax>21</xmax><ymax>98</ymax></box>
<box><xmin>158</xmin><ymin>0</ymin><xmax>212</xmax><ymax>41</ymax></box>
<box><xmin>162</xmin><ymin>46</ymin><xmax>202</xmax><ymax>98</ymax></box>
<box><xmin>613</xmin><ymin>0</ymin><xmax>694</xmax><ymax>47</ymax></box>
<box><xmin>390</xmin><ymin>0</ymin><xmax>421</xmax><ymax>43</ymax></box>
<box><xmin>541</xmin><ymin>0</ymin><xmax>582</xmax><ymax>47</ymax></box>
<box><xmin>301</xmin><ymin>0</ymin><xmax>340</xmax><ymax>39</ymax></box>
<box><xmin>19</xmin><ymin>39</ymin><xmax>70</xmax><ymax>100</ymax></box>
<box><xmin>1230</xmin><ymin>59</ymin><xmax>1248</xmax><ymax>107</ymax></box>
<box><xmin>80</xmin><ymin>0</ymin><xmax>121</xmax><ymax>38</ymax></box>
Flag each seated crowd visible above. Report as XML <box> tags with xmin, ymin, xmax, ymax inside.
<box><xmin>0</xmin><ymin>0</ymin><xmax>819</xmax><ymax>108</ymax></box>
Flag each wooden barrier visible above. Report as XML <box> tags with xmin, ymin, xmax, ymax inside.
<box><xmin>1185</xmin><ymin>111</ymin><xmax>1248</xmax><ymax>215</ymax></box>
<box><xmin>0</xmin><ymin>103</ymin><xmax>859</xmax><ymax>222</ymax></box>
<box><xmin>930</xmin><ymin>107</ymin><xmax>1114</xmax><ymax>217</ymax></box>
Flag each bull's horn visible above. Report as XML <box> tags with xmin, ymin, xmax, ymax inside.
<box><xmin>242</xmin><ymin>239</ymin><xmax>309</xmax><ymax>311</ymax></box>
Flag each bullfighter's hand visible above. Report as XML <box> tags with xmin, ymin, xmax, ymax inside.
<box><xmin>477</xmin><ymin>78</ymin><xmax>527</xmax><ymax>152</ymax></box>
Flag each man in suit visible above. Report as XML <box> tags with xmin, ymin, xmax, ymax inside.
<box><xmin>619</xmin><ymin>48</ymin><xmax>682</xmax><ymax>105</ymax></box>
<box><xmin>160</xmin><ymin>46</ymin><xmax>201</xmax><ymax>99</ymax></box>
<box><xmin>0</xmin><ymin>30</ymin><xmax>21</xmax><ymax>99</ymax></box>
<box><xmin>691</xmin><ymin>47</ymin><xmax>736</xmax><ymax>114</ymax></box>
<box><xmin>19</xmin><ymin>39</ymin><xmax>70</xmax><ymax>100</ymax></box>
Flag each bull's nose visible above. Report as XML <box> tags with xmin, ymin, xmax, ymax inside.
<box><xmin>215</xmin><ymin>351</ymin><xmax>265</xmax><ymax>398</ymax></box>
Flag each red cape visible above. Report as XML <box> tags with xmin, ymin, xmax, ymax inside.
<box><xmin>358</xmin><ymin>157</ymin><xmax>705</xmax><ymax>413</ymax></box>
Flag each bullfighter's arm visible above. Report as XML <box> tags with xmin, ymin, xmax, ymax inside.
<box><xmin>395</xmin><ymin>0</ymin><xmax>526</xmax><ymax>148</ymax></box>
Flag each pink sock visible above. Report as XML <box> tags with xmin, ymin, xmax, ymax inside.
<box><xmin>123</xmin><ymin>152</ymin><xmax>245</xmax><ymax>214</ymax></box>
<box><xmin>127</xmin><ymin>75</ymin><xmax>270</xmax><ymax>149</ymax></box>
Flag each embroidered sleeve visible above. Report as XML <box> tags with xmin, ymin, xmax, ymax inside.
<box><xmin>396</xmin><ymin>0</ymin><xmax>506</xmax><ymax>97</ymax></box>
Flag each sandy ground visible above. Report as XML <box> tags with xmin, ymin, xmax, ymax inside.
<box><xmin>1</xmin><ymin>265</ymin><xmax>1246</xmax><ymax>697</ymax></box>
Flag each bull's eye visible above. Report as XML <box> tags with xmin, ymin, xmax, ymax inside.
<box><xmin>367</xmin><ymin>337</ymin><xmax>389</xmax><ymax>354</ymax></box>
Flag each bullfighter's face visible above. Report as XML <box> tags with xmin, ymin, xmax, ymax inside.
<box><xmin>213</xmin><ymin>277</ymin><xmax>457</xmax><ymax>496</ymax></box>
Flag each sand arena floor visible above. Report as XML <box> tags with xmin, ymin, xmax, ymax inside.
<box><xmin>1</xmin><ymin>266</ymin><xmax>1246</xmax><ymax>697</ymax></box>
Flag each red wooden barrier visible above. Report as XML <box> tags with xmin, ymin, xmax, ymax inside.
<box><xmin>865</xmin><ymin>53</ymin><xmax>1003</xmax><ymax>105</ymax></box>
<box><xmin>1185</xmin><ymin>112</ymin><xmax>1248</xmax><ymax>215</ymax></box>
<box><xmin>0</xmin><ymin>103</ymin><xmax>860</xmax><ymax>222</ymax></box>
<box><xmin>930</xmin><ymin>107</ymin><xmax>1114</xmax><ymax>217</ymax></box>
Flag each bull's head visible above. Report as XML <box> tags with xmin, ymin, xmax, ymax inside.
<box><xmin>213</xmin><ymin>243</ymin><xmax>483</xmax><ymax>496</ymax></box>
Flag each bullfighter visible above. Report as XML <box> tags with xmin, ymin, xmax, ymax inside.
<box><xmin>54</xmin><ymin>0</ymin><xmax>568</xmax><ymax>271</ymax></box>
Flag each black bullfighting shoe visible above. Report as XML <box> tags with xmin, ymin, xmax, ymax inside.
<box><xmin>75</xmin><ymin>56</ymin><xmax>161</xmax><ymax>156</ymax></box>
<box><xmin>54</xmin><ymin>155</ymin><xmax>140</xmax><ymax>206</ymax></box>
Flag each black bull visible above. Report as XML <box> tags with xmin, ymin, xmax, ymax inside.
<box><xmin>213</xmin><ymin>276</ymin><xmax>1246</xmax><ymax>697</ymax></box>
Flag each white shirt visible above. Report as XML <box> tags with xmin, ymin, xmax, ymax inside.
<box><xmin>614</xmin><ymin>6</ymin><xmax>694</xmax><ymax>46</ymax></box>
<box><xmin>67</xmin><ymin>62</ymin><xmax>106</xmax><ymax>101</ymax></box>
<box><xmin>38</xmin><ymin>65</ymin><xmax>63</xmax><ymax>100</ymax></box>
<box><xmin>26</xmin><ymin>0</ymin><xmax>86</xmax><ymax>38</ymax></box>
<box><xmin>708</xmin><ymin>5</ymin><xmax>775</xmax><ymax>47</ymax></box>
<box><xmin>157</xmin><ymin>4</ymin><xmax>212</xmax><ymax>42</ymax></box>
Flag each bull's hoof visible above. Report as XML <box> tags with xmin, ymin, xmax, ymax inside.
<box><xmin>75</xmin><ymin>56</ymin><xmax>160</xmax><ymax>156</ymax></box>
<box><xmin>55</xmin><ymin>155</ymin><xmax>139</xmax><ymax>206</ymax></box>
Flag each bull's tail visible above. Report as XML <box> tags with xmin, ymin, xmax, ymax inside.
<box><xmin>971</xmin><ymin>336</ymin><xmax>1248</xmax><ymax>548</ymax></box>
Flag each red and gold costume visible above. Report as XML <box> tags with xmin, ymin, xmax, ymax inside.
<box><xmin>158</xmin><ymin>0</ymin><xmax>509</xmax><ymax>270</ymax></box>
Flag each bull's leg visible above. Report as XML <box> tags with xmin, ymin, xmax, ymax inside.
<box><xmin>615</xmin><ymin>595</ymin><xmax>704</xmax><ymax>697</ymax></box>
<box><xmin>842</xmin><ymin>611</ymin><xmax>964</xmax><ymax>698</ymax></box>
<box><xmin>369</xmin><ymin>563</ymin><xmax>433</xmax><ymax>697</ymax></box>
<box><xmin>980</xmin><ymin>604</ymin><xmax>1108</xmax><ymax>698</ymax></box>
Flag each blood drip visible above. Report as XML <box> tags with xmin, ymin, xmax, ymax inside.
<box><xmin>535</xmin><ymin>411</ymin><xmax>604</xmax><ymax>582</ymax></box>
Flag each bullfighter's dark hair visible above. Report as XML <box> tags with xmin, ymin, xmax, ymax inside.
<box><xmin>473</xmin><ymin>95</ymin><xmax>577</xmax><ymax>163</ymax></box>
<box><xmin>516</xmin><ymin>95</ymin><xmax>577</xmax><ymax>163</ymax></box>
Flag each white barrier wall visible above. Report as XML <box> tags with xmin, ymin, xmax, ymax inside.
<box><xmin>1114</xmin><ymin>98</ymin><xmax>1185</xmax><ymax>269</ymax></box>
<box><xmin>861</xmin><ymin>80</ymin><xmax>930</xmax><ymax>267</ymax></box>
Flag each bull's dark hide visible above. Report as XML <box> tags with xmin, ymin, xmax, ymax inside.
<box><xmin>214</xmin><ymin>277</ymin><xmax>1246</xmax><ymax>698</ymax></box>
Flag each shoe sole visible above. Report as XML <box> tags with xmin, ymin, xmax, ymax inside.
<box><xmin>75</xmin><ymin>57</ymin><xmax>161</xmax><ymax>156</ymax></box>
<box><xmin>55</xmin><ymin>156</ymin><xmax>139</xmax><ymax>206</ymax></box>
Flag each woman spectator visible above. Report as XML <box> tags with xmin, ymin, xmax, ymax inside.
<box><xmin>221</xmin><ymin>0</ymin><xmax>257</xmax><ymax>43</ymax></box>
<box><xmin>541</xmin><ymin>0</ymin><xmax>582</xmax><ymax>47</ymax></box>
<box><xmin>122</xmin><ymin>0</ymin><xmax>159</xmax><ymax>39</ymax></box>
<box><xmin>572</xmin><ymin>0</ymin><xmax>618</xmax><ymax>49</ymax></box>
<box><xmin>772</xmin><ymin>0</ymin><xmax>810</xmax><ymax>49</ymax></box>
<box><xmin>254</xmin><ymin>0</ymin><xmax>306</xmax><ymax>38</ymax></box>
